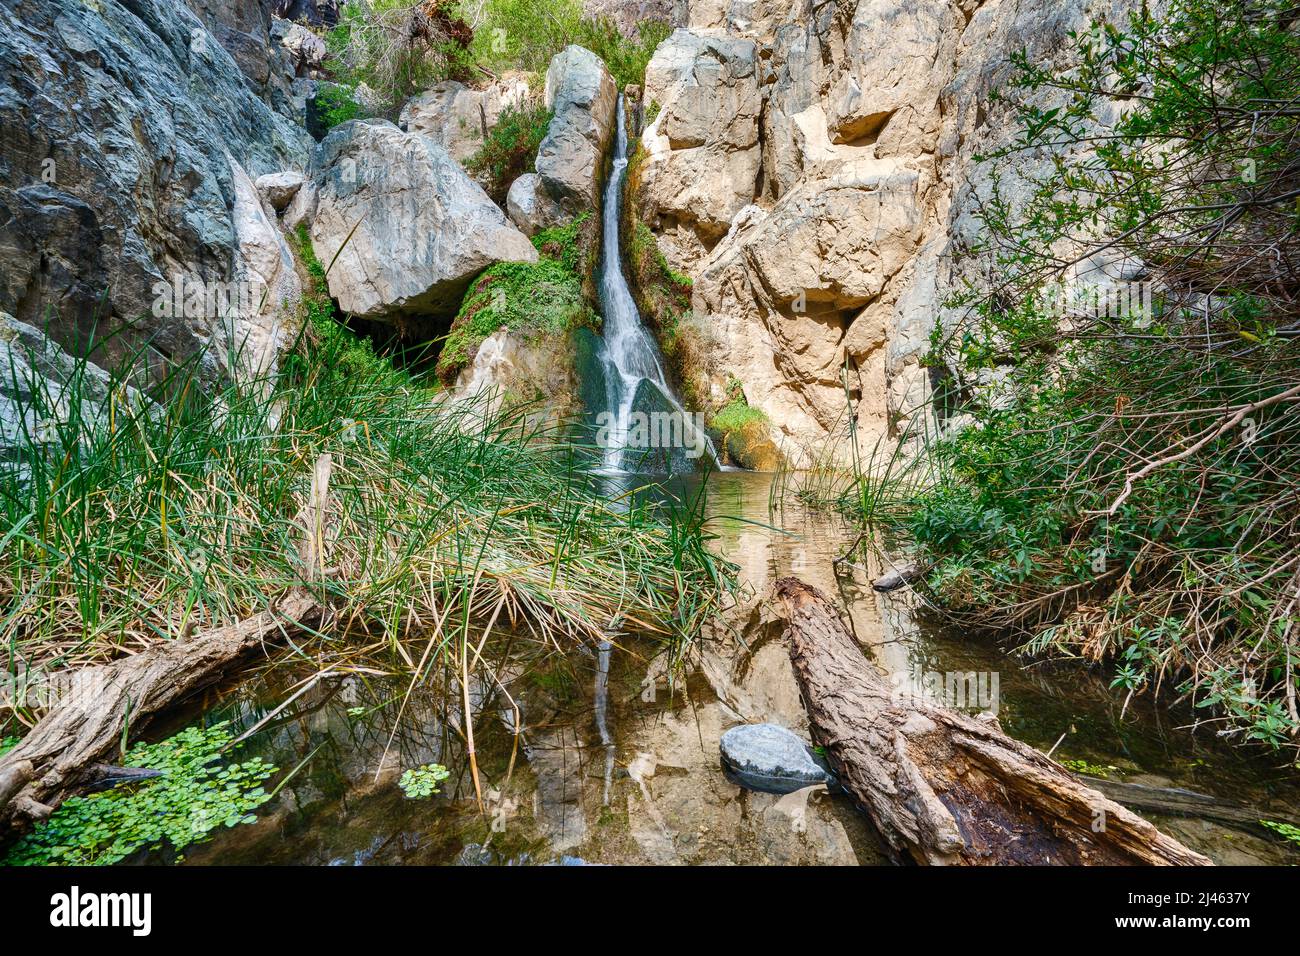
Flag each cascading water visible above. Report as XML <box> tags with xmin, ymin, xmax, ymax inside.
<box><xmin>596</xmin><ymin>95</ymin><xmax>717</xmax><ymax>474</ymax></box>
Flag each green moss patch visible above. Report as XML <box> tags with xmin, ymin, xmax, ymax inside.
<box><xmin>436</xmin><ymin>214</ymin><xmax>598</xmax><ymax>386</ymax></box>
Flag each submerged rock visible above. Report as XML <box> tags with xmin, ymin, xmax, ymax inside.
<box><xmin>720</xmin><ymin>723</ymin><xmax>835</xmax><ymax>795</ymax></box>
<box><xmin>873</xmin><ymin>562</ymin><xmax>922</xmax><ymax>593</ymax></box>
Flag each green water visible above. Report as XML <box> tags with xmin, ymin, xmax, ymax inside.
<box><xmin>151</xmin><ymin>471</ymin><xmax>1299</xmax><ymax>865</ymax></box>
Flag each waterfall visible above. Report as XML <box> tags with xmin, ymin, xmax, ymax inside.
<box><xmin>596</xmin><ymin>94</ymin><xmax>717</xmax><ymax>474</ymax></box>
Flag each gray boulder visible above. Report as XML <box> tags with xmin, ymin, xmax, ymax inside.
<box><xmin>506</xmin><ymin>173</ymin><xmax>566</xmax><ymax>237</ymax></box>
<box><xmin>308</xmin><ymin>120</ymin><xmax>539</xmax><ymax>321</ymax></box>
<box><xmin>536</xmin><ymin>46</ymin><xmax>618</xmax><ymax>213</ymax></box>
<box><xmin>256</xmin><ymin>171</ymin><xmax>307</xmax><ymax>212</ymax></box>
<box><xmin>0</xmin><ymin>0</ymin><xmax>311</xmax><ymax>379</ymax></box>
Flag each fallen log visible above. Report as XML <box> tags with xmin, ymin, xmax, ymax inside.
<box><xmin>772</xmin><ymin>577</ymin><xmax>1212</xmax><ymax>865</ymax></box>
<box><xmin>0</xmin><ymin>589</ymin><xmax>325</xmax><ymax>836</ymax></box>
<box><xmin>0</xmin><ymin>454</ymin><xmax>336</xmax><ymax>839</ymax></box>
<box><xmin>1076</xmin><ymin>776</ymin><xmax>1296</xmax><ymax>831</ymax></box>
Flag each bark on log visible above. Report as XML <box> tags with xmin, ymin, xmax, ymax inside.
<box><xmin>772</xmin><ymin>577</ymin><xmax>1212</xmax><ymax>866</ymax></box>
<box><xmin>0</xmin><ymin>590</ymin><xmax>324</xmax><ymax>836</ymax></box>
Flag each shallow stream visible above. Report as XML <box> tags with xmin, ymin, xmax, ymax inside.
<box><xmin>152</xmin><ymin>471</ymin><xmax>1300</xmax><ymax>866</ymax></box>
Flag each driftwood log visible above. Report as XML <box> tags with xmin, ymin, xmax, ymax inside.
<box><xmin>772</xmin><ymin>577</ymin><xmax>1212</xmax><ymax>866</ymax></box>
<box><xmin>0</xmin><ymin>454</ymin><xmax>336</xmax><ymax>839</ymax></box>
<box><xmin>0</xmin><ymin>590</ymin><xmax>324</xmax><ymax>835</ymax></box>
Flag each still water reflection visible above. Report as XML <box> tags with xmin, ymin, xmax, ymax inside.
<box><xmin>162</xmin><ymin>472</ymin><xmax>1299</xmax><ymax>866</ymax></box>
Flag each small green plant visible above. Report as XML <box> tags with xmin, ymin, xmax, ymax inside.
<box><xmin>0</xmin><ymin>735</ymin><xmax>19</xmax><ymax>756</ymax></box>
<box><xmin>1261</xmin><ymin>820</ymin><xmax>1300</xmax><ymax>847</ymax></box>
<box><xmin>314</xmin><ymin>81</ymin><xmax>364</xmax><ymax>131</ymax></box>
<box><xmin>3</xmin><ymin>723</ymin><xmax>275</xmax><ymax>866</ymax></box>
<box><xmin>465</xmin><ymin>101</ymin><xmax>553</xmax><ymax>204</ymax></box>
<box><xmin>710</xmin><ymin>399</ymin><xmax>768</xmax><ymax>436</ymax></box>
<box><xmin>399</xmin><ymin>763</ymin><xmax>450</xmax><ymax>799</ymax></box>
<box><xmin>1059</xmin><ymin>758</ymin><xmax>1118</xmax><ymax>778</ymax></box>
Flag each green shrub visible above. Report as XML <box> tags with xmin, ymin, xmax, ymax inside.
<box><xmin>469</xmin><ymin>0</ymin><xmax>669</xmax><ymax>87</ymax></box>
<box><xmin>835</xmin><ymin>0</ymin><xmax>1300</xmax><ymax>755</ymax></box>
<box><xmin>465</xmin><ymin>101</ymin><xmax>553</xmax><ymax>204</ymax></box>
<box><xmin>326</xmin><ymin>0</ymin><xmax>474</xmax><ymax>114</ymax></box>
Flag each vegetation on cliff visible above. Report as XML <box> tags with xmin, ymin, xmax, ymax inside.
<box><xmin>435</xmin><ymin>213</ymin><xmax>599</xmax><ymax>385</ymax></box>
<box><xmin>836</xmin><ymin>0</ymin><xmax>1300</xmax><ymax>754</ymax></box>
<box><xmin>314</xmin><ymin>0</ymin><xmax>670</xmax><ymax>130</ymax></box>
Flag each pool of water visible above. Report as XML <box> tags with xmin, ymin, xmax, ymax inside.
<box><xmin>159</xmin><ymin>471</ymin><xmax>1300</xmax><ymax>866</ymax></box>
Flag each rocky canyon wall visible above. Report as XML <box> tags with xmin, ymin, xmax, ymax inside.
<box><xmin>634</xmin><ymin>0</ymin><xmax>1133</xmax><ymax>464</ymax></box>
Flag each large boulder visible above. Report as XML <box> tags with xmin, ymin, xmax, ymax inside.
<box><xmin>308</xmin><ymin>120</ymin><xmax>539</xmax><ymax>321</ymax></box>
<box><xmin>536</xmin><ymin>46</ymin><xmax>618</xmax><ymax>212</ymax></box>
<box><xmin>399</xmin><ymin>77</ymin><xmax>532</xmax><ymax>166</ymax></box>
<box><xmin>685</xmin><ymin>158</ymin><xmax>924</xmax><ymax>459</ymax></box>
<box><xmin>0</xmin><ymin>0</ymin><xmax>311</xmax><ymax>380</ymax></box>
<box><xmin>636</xmin><ymin>30</ymin><xmax>761</xmax><ymax>270</ymax></box>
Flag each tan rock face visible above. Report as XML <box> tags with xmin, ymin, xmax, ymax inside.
<box><xmin>308</xmin><ymin>120</ymin><xmax>538</xmax><ymax>322</ymax></box>
<box><xmin>634</xmin><ymin>0</ymin><xmax>1125</xmax><ymax>465</ymax></box>
<box><xmin>637</xmin><ymin>30</ymin><xmax>761</xmax><ymax>269</ymax></box>
<box><xmin>399</xmin><ymin>77</ymin><xmax>531</xmax><ymax>166</ymax></box>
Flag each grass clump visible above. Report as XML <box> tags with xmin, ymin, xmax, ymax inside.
<box><xmin>436</xmin><ymin>214</ymin><xmax>597</xmax><ymax>386</ymax></box>
<box><xmin>3</xmin><ymin>722</ymin><xmax>274</xmax><ymax>865</ymax></box>
<box><xmin>0</xmin><ymin>282</ymin><xmax>732</xmax><ymax>727</ymax></box>
<box><xmin>465</xmin><ymin>101</ymin><xmax>553</xmax><ymax>205</ymax></box>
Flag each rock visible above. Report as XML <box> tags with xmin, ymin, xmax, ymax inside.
<box><xmin>227</xmin><ymin>158</ymin><xmax>302</xmax><ymax>384</ymax></box>
<box><xmin>282</xmin><ymin>178</ymin><xmax>319</xmax><ymax>233</ymax></box>
<box><xmin>636</xmin><ymin>30</ymin><xmax>762</xmax><ymax>270</ymax></box>
<box><xmin>719</xmin><ymin>724</ymin><xmax>835</xmax><ymax>795</ymax></box>
<box><xmin>506</xmin><ymin>173</ymin><xmax>566</xmax><ymax>237</ymax></box>
<box><xmin>399</xmin><ymin>78</ymin><xmax>532</xmax><ymax>166</ymax></box>
<box><xmin>683</xmin><ymin>159</ymin><xmax>924</xmax><ymax>461</ymax></box>
<box><xmin>274</xmin><ymin>0</ymin><xmax>342</xmax><ymax>27</ymax></box>
<box><xmin>872</xmin><ymin>563</ymin><xmax>923</xmax><ymax>593</ymax></box>
<box><xmin>307</xmin><ymin>120</ymin><xmax>538</xmax><ymax>321</ymax></box>
<box><xmin>272</xmin><ymin>19</ymin><xmax>328</xmax><ymax>78</ymax></box>
<box><xmin>0</xmin><ymin>0</ymin><xmax>311</xmax><ymax>381</ymax></box>
<box><xmin>536</xmin><ymin>46</ymin><xmax>618</xmax><ymax>213</ymax></box>
<box><xmin>0</xmin><ymin>311</ymin><xmax>148</xmax><ymax>463</ymax></box>
<box><xmin>256</xmin><ymin>171</ymin><xmax>306</xmax><ymax>212</ymax></box>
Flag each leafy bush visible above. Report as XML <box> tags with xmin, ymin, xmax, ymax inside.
<box><xmin>833</xmin><ymin>0</ymin><xmax>1300</xmax><ymax>754</ymax></box>
<box><xmin>326</xmin><ymin>0</ymin><xmax>474</xmax><ymax>114</ymax></box>
<box><xmin>467</xmin><ymin>0</ymin><xmax>669</xmax><ymax>87</ymax></box>
<box><xmin>465</xmin><ymin>101</ymin><xmax>552</xmax><ymax>204</ymax></box>
<box><xmin>4</xmin><ymin>723</ymin><xmax>274</xmax><ymax>865</ymax></box>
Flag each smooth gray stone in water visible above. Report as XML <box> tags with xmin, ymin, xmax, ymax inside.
<box><xmin>873</xmin><ymin>562</ymin><xmax>922</xmax><ymax>592</ymax></box>
<box><xmin>720</xmin><ymin>723</ymin><xmax>834</xmax><ymax>795</ymax></box>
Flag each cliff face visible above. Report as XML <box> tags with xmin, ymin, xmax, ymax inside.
<box><xmin>0</xmin><ymin>0</ymin><xmax>311</xmax><ymax>380</ymax></box>
<box><xmin>634</xmin><ymin>0</ymin><xmax>1134</xmax><ymax>463</ymax></box>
